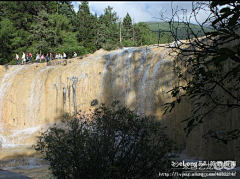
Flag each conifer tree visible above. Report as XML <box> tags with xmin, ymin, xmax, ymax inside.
<box><xmin>29</xmin><ymin>10</ymin><xmax>54</xmax><ymax>55</ymax></box>
<box><xmin>122</xmin><ymin>13</ymin><xmax>133</xmax><ymax>40</ymax></box>
<box><xmin>0</xmin><ymin>18</ymin><xmax>16</xmax><ymax>64</ymax></box>
<box><xmin>134</xmin><ymin>22</ymin><xmax>155</xmax><ymax>46</ymax></box>
<box><xmin>97</xmin><ymin>6</ymin><xmax>119</xmax><ymax>49</ymax></box>
<box><xmin>77</xmin><ymin>1</ymin><xmax>97</xmax><ymax>52</ymax></box>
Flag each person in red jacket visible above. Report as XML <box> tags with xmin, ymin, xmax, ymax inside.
<box><xmin>28</xmin><ymin>52</ymin><xmax>32</xmax><ymax>63</ymax></box>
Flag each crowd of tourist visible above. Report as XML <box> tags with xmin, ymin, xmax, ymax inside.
<box><xmin>15</xmin><ymin>51</ymin><xmax>77</xmax><ymax>65</ymax></box>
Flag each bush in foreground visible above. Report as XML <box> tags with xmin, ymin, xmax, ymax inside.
<box><xmin>34</xmin><ymin>102</ymin><xmax>176</xmax><ymax>179</ymax></box>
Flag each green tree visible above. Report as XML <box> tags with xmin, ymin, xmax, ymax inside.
<box><xmin>42</xmin><ymin>1</ymin><xmax>59</xmax><ymax>14</ymax></box>
<box><xmin>162</xmin><ymin>1</ymin><xmax>240</xmax><ymax>144</ymax></box>
<box><xmin>35</xmin><ymin>102</ymin><xmax>176</xmax><ymax>179</ymax></box>
<box><xmin>134</xmin><ymin>22</ymin><xmax>156</xmax><ymax>46</ymax></box>
<box><xmin>0</xmin><ymin>1</ymin><xmax>45</xmax><ymax>54</ymax></box>
<box><xmin>58</xmin><ymin>31</ymin><xmax>86</xmax><ymax>58</ymax></box>
<box><xmin>76</xmin><ymin>1</ymin><xmax>98</xmax><ymax>52</ymax></box>
<box><xmin>0</xmin><ymin>18</ymin><xmax>16</xmax><ymax>64</ymax></box>
<box><xmin>59</xmin><ymin>2</ymin><xmax>78</xmax><ymax>32</ymax></box>
<box><xmin>122</xmin><ymin>13</ymin><xmax>132</xmax><ymax>35</ymax></box>
<box><xmin>122</xmin><ymin>13</ymin><xmax>133</xmax><ymax>41</ymax></box>
<box><xmin>159</xmin><ymin>32</ymin><xmax>174</xmax><ymax>44</ymax></box>
<box><xmin>47</xmin><ymin>13</ymin><xmax>72</xmax><ymax>50</ymax></box>
<box><xmin>28</xmin><ymin>10</ymin><xmax>54</xmax><ymax>55</ymax></box>
<box><xmin>97</xmin><ymin>6</ymin><xmax>119</xmax><ymax>50</ymax></box>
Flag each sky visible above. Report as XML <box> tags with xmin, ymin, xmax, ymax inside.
<box><xmin>72</xmin><ymin>1</ymin><xmax>211</xmax><ymax>25</ymax></box>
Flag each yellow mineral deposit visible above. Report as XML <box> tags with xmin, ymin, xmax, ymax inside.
<box><xmin>0</xmin><ymin>45</ymin><xmax>239</xmax><ymax>165</ymax></box>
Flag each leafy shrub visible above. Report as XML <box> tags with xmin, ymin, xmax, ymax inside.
<box><xmin>35</xmin><ymin>102</ymin><xmax>176</xmax><ymax>179</ymax></box>
<box><xmin>122</xmin><ymin>39</ymin><xmax>136</xmax><ymax>47</ymax></box>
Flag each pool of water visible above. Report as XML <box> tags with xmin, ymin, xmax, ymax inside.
<box><xmin>0</xmin><ymin>145</ymin><xmax>54</xmax><ymax>179</ymax></box>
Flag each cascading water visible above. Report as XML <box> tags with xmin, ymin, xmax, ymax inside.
<box><xmin>98</xmin><ymin>46</ymin><xmax>174</xmax><ymax>116</ymax></box>
<box><xmin>0</xmin><ymin>66</ymin><xmax>25</xmax><ymax>122</ymax></box>
<box><xmin>0</xmin><ymin>65</ymin><xmax>25</xmax><ymax>147</ymax></box>
<box><xmin>1</xmin><ymin>126</ymin><xmax>42</xmax><ymax>147</ymax></box>
<box><xmin>27</xmin><ymin>66</ymin><xmax>54</xmax><ymax>127</ymax></box>
<box><xmin>0</xmin><ymin>65</ymin><xmax>55</xmax><ymax>147</ymax></box>
<box><xmin>1</xmin><ymin>48</ymin><xmax>175</xmax><ymax>142</ymax></box>
<box><xmin>0</xmin><ymin>46</ymin><xmax>174</xmax><ymax>148</ymax></box>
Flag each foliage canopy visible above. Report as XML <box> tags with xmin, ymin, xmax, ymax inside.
<box><xmin>0</xmin><ymin>1</ymin><xmax>159</xmax><ymax>65</ymax></box>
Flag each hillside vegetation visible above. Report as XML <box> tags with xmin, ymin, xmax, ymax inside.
<box><xmin>144</xmin><ymin>21</ymin><xmax>213</xmax><ymax>41</ymax></box>
<box><xmin>0</xmin><ymin>1</ymin><xmax>213</xmax><ymax>65</ymax></box>
<box><xmin>0</xmin><ymin>1</ymin><xmax>157</xmax><ymax>65</ymax></box>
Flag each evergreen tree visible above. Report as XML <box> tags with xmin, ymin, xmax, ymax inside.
<box><xmin>59</xmin><ymin>1</ymin><xmax>78</xmax><ymax>32</ymax></box>
<box><xmin>49</xmin><ymin>13</ymin><xmax>85</xmax><ymax>56</ymax></box>
<box><xmin>76</xmin><ymin>1</ymin><xmax>91</xmax><ymax>43</ymax></box>
<box><xmin>0</xmin><ymin>18</ymin><xmax>16</xmax><ymax>64</ymax></box>
<box><xmin>59</xmin><ymin>31</ymin><xmax>86</xmax><ymax>58</ymax></box>
<box><xmin>0</xmin><ymin>1</ymin><xmax>45</xmax><ymax>51</ymax></box>
<box><xmin>122</xmin><ymin>13</ymin><xmax>133</xmax><ymax>40</ymax></box>
<box><xmin>42</xmin><ymin>1</ymin><xmax>58</xmax><ymax>14</ymax></box>
<box><xmin>48</xmin><ymin>13</ymin><xmax>71</xmax><ymax>49</ymax></box>
<box><xmin>134</xmin><ymin>22</ymin><xmax>156</xmax><ymax>46</ymax></box>
<box><xmin>59</xmin><ymin>2</ymin><xmax>73</xmax><ymax>18</ymax></box>
<box><xmin>97</xmin><ymin>6</ymin><xmax>119</xmax><ymax>50</ymax></box>
<box><xmin>28</xmin><ymin>10</ymin><xmax>54</xmax><ymax>55</ymax></box>
<box><xmin>76</xmin><ymin>1</ymin><xmax>98</xmax><ymax>52</ymax></box>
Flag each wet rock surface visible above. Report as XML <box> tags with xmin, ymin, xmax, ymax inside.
<box><xmin>0</xmin><ymin>170</ymin><xmax>33</xmax><ymax>179</ymax></box>
<box><xmin>0</xmin><ymin>145</ymin><xmax>54</xmax><ymax>179</ymax></box>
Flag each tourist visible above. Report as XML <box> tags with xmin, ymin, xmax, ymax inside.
<box><xmin>21</xmin><ymin>52</ymin><xmax>26</xmax><ymax>64</ymax></box>
<box><xmin>46</xmin><ymin>53</ymin><xmax>49</xmax><ymax>62</ymax></box>
<box><xmin>72</xmin><ymin>52</ymin><xmax>77</xmax><ymax>58</ymax></box>
<box><xmin>28</xmin><ymin>52</ymin><xmax>32</xmax><ymax>63</ymax></box>
<box><xmin>15</xmin><ymin>53</ymin><xmax>19</xmax><ymax>65</ymax></box>
<box><xmin>63</xmin><ymin>52</ymin><xmax>66</xmax><ymax>59</ymax></box>
<box><xmin>40</xmin><ymin>54</ymin><xmax>45</xmax><ymax>63</ymax></box>
<box><xmin>36</xmin><ymin>53</ymin><xmax>40</xmax><ymax>62</ymax></box>
<box><xmin>50</xmin><ymin>53</ymin><xmax>53</xmax><ymax>61</ymax></box>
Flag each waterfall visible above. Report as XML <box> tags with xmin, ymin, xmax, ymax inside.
<box><xmin>0</xmin><ymin>66</ymin><xmax>25</xmax><ymax>122</ymax></box>
<box><xmin>1</xmin><ymin>125</ymin><xmax>42</xmax><ymax>147</ymax></box>
<box><xmin>98</xmin><ymin>46</ymin><xmax>173</xmax><ymax>116</ymax></box>
<box><xmin>27</xmin><ymin>66</ymin><xmax>54</xmax><ymax>126</ymax></box>
<box><xmin>0</xmin><ymin>47</ymin><xmax>174</xmax><ymax>147</ymax></box>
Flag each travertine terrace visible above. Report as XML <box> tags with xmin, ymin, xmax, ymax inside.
<box><xmin>0</xmin><ymin>45</ymin><xmax>239</xmax><ymax>163</ymax></box>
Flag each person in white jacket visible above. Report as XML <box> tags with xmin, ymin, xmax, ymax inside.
<box><xmin>15</xmin><ymin>53</ymin><xmax>19</xmax><ymax>65</ymax></box>
<box><xmin>72</xmin><ymin>52</ymin><xmax>77</xmax><ymax>58</ymax></box>
<box><xmin>63</xmin><ymin>52</ymin><xmax>67</xmax><ymax>59</ymax></box>
<box><xmin>21</xmin><ymin>52</ymin><xmax>26</xmax><ymax>64</ymax></box>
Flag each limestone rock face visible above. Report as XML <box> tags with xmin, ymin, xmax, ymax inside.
<box><xmin>0</xmin><ymin>46</ymin><xmax>239</xmax><ymax>163</ymax></box>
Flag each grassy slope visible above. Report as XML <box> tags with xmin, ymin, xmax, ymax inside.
<box><xmin>143</xmin><ymin>21</ymin><xmax>212</xmax><ymax>40</ymax></box>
